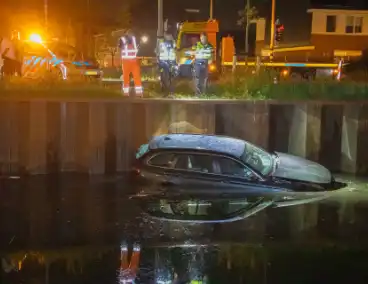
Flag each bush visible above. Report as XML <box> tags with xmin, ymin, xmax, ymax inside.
<box><xmin>169</xmin><ymin>68</ymin><xmax>368</xmax><ymax>100</ymax></box>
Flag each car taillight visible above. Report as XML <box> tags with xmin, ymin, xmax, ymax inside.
<box><xmin>132</xmin><ymin>167</ymin><xmax>141</xmax><ymax>175</ymax></box>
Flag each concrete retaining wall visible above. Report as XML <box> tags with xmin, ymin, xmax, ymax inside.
<box><xmin>1</xmin><ymin>99</ymin><xmax>368</xmax><ymax>175</ymax></box>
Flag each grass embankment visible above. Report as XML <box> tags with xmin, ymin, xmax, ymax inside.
<box><xmin>0</xmin><ymin>77</ymin><xmax>123</xmax><ymax>99</ymax></box>
<box><xmin>1</xmin><ymin>70</ymin><xmax>368</xmax><ymax>100</ymax></box>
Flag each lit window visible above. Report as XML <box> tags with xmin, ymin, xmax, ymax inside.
<box><xmin>326</xmin><ymin>15</ymin><xmax>336</xmax><ymax>33</ymax></box>
<box><xmin>346</xmin><ymin>16</ymin><xmax>354</xmax><ymax>33</ymax></box>
<box><xmin>355</xmin><ymin>16</ymin><xmax>363</xmax><ymax>33</ymax></box>
<box><xmin>346</xmin><ymin>16</ymin><xmax>363</xmax><ymax>34</ymax></box>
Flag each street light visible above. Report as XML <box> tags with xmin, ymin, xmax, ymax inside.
<box><xmin>141</xmin><ymin>35</ymin><xmax>149</xmax><ymax>43</ymax></box>
<box><xmin>29</xmin><ymin>33</ymin><xmax>43</xmax><ymax>43</ymax></box>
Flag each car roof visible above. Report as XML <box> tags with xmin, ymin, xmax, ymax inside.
<box><xmin>149</xmin><ymin>134</ymin><xmax>245</xmax><ymax>157</ymax></box>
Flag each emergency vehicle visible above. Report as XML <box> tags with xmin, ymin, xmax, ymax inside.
<box><xmin>175</xmin><ymin>20</ymin><xmax>219</xmax><ymax>77</ymax></box>
<box><xmin>21</xmin><ymin>34</ymin><xmax>101</xmax><ymax>80</ymax></box>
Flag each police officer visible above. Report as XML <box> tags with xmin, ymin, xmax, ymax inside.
<box><xmin>157</xmin><ymin>30</ymin><xmax>178</xmax><ymax>96</ymax></box>
<box><xmin>192</xmin><ymin>32</ymin><xmax>213</xmax><ymax>96</ymax></box>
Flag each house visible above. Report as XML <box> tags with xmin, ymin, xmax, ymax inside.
<box><xmin>308</xmin><ymin>7</ymin><xmax>368</xmax><ymax>58</ymax></box>
<box><xmin>254</xmin><ymin>6</ymin><xmax>368</xmax><ymax>61</ymax></box>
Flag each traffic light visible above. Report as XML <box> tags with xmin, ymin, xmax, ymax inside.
<box><xmin>275</xmin><ymin>24</ymin><xmax>284</xmax><ymax>42</ymax></box>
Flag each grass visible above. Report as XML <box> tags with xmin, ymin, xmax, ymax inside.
<box><xmin>2</xmin><ymin>68</ymin><xmax>368</xmax><ymax>100</ymax></box>
<box><xmin>0</xmin><ymin>77</ymin><xmax>123</xmax><ymax>99</ymax></box>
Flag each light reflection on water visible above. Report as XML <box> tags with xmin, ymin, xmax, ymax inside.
<box><xmin>0</xmin><ymin>174</ymin><xmax>368</xmax><ymax>283</ymax></box>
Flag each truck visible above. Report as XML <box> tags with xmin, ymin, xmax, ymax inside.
<box><xmin>218</xmin><ymin>17</ymin><xmax>351</xmax><ymax>81</ymax></box>
<box><xmin>220</xmin><ymin>36</ymin><xmax>344</xmax><ymax>81</ymax></box>
<box><xmin>174</xmin><ymin>20</ymin><xmax>219</xmax><ymax>77</ymax></box>
<box><xmin>172</xmin><ymin>18</ymin><xmax>344</xmax><ymax>81</ymax></box>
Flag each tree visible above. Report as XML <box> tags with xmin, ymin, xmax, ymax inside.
<box><xmin>92</xmin><ymin>0</ymin><xmax>140</xmax><ymax>66</ymax></box>
<box><xmin>237</xmin><ymin>6</ymin><xmax>259</xmax><ymax>27</ymax></box>
<box><xmin>237</xmin><ymin>3</ymin><xmax>259</xmax><ymax>55</ymax></box>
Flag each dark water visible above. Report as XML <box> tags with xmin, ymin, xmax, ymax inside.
<box><xmin>1</xmin><ymin>175</ymin><xmax>368</xmax><ymax>284</ymax></box>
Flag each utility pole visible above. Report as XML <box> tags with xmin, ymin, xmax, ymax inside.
<box><xmin>87</xmin><ymin>0</ymin><xmax>91</xmax><ymax>56</ymax></box>
<box><xmin>158</xmin><ymin>0</ymin><xmax>164</xmax><ymax>38</ymax></box>
<box><xmin>210</xmin><ymin>0</ymin><xmax>214</xmax><ymax>19</ymax></box>
<box><xmin>44</xmin><ymin>0</ymin><xmax>48</xmax><ymax>32</ymax></box>
<box><xmin>245</xmin><ymin>0</ymin><xmax>250</xmax><ymax>56</ymax></box>
<box><xmin>269</xmin><ymin>0</ymin><xmax>276</xmax><ymax>60</ymax></box>
<box><xmin>157</xmin><ymin>0</ymin><xmax>164</xmax><ymax>56</ymax></box>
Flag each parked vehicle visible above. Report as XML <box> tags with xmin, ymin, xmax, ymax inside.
<box><xmin>21</xmin><ymin>40</ymin><xmax>101</xmax><ymax>80</ymax></box>
<box><xmin>130</xmin><ymin>134</ymin><xmax>346</xmax><ymax>198</ymax></box>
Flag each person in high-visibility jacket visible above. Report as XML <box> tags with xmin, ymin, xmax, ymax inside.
<box><xmin>157</xmin><ymin>31</ymin><xmax>178</xmax><ymax>96</ymax></box>
<box><xmin>11</xmin><ymin>30</ymin><xmax>23</xmax><ymax>77</ymax></box>
<box><xmin>119</xmin><ymin>30</ymin><xmax>143</xmax><ymax>97</ymax></box>
<box><xmin>0</xmin><ymin>35</ymin><xmax>17</xmax><ymax>77</ymax></box>
<box><xmin>119</xmin><ymin>242</ymin><xmax>141</xmax><ymax>283</ymax></box>
<box><xmin>192</xmin><ymin>32</ymin><xmax>214</xmax><ymax>96</ymax></box>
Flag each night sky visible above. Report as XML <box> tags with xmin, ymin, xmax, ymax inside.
<box><xmin>1</xmin><ymin>0</ymin><xmax>368</xmax><ymax>43</ymax></box>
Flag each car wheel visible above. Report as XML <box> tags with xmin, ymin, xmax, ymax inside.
<box><xmin>48</xmin><ymin>67</ymin><xmax>64</xmax><ymax>81</ymax></box>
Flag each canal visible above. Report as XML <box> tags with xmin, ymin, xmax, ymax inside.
<box><xmin>1</xmin><ymin>174</ymin><xmax>368</xmax><ymax>283</ymax></box>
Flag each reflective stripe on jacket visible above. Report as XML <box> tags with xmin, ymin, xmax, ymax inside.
<box><xmin>193</xmin><ymin>42</ymin><xmax>213</xmax><ymax>61</ymax></box>
<box><xmin>120</xmin><ymin>36</ymin><xmax>138</xmax><ymax>59</ymax></box>
<box><xmin>158</xmin><ymin>40</ymin><xmax>176</xmax><ymax>61</ymax></box>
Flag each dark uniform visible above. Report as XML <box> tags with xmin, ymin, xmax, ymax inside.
<box><xmin>157</xmin><ymin>37</ymin><xmax>178</xmax><ymax>96</ymax></box>
<box><xmin>192</xmin><ymin>38</ymin><xmax>213</xmax><ymax>96</ymax></box>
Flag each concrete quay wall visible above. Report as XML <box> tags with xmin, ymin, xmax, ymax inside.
<box><xmin>0</xmin><ymin>99</ymin><xmax>367</xmax><ymax>175</ymax></box>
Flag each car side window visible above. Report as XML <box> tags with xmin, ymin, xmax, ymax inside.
<box><xmin>216</xmin><ymin>157</ymin><xmax>255</xmax><ymax>179</ymax></box>
<box><xmin>175</xmin><ymin>154</ymin><xmax>214</xmax><ymax>174</ymax></box>
<box><xmin>148</xmin><ymin>153</ymin><xmax>175</xmax><ymax>168</ymax></box>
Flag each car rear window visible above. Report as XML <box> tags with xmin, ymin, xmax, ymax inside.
<box><xmin>148</xmin><ymin>153</ymin><xmax>175</xmax><ymax>167</ymax></box>
<box><xmin>136</xmin><ymin>144</ymin><xmax>150</xmax><ymax>159</ymax></box>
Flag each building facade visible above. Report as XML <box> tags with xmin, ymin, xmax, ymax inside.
<box><xmin>254</xmin><ymin>7</ymin><xmax>368</xmax><ymax>61</ymax></box>
<box><xmin>308</xmin><ymin>8</ymin><xmax>368</xmax><ymax>59</ymax></box>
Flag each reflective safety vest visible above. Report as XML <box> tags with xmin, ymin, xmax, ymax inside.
<box><xmin>120</xmin><ymin>36</ymin><xmax>138</xmax><ymax>59</ymax></box>
<box><xmin>193</xmin><ymin>42</ymin><xmax>213</xmax><ymax>61</ymax></box>
<box><xmin>119</xmin><ymin>269</ymin><xmax>136</xmax><ymax>283</ymax></box>
<box><xmin>0</xmin><ymin>37</ymin><xmax>16</xmax><ymax>60</ymax></box>
<box><xmin>158</xmin><ymin>40</ymin><xmax>176</xmax><ymax>61</ymax></box>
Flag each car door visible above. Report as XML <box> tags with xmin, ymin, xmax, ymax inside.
<box><xmin>166</xmin><ymin>153</ymin><xmax>229</xmax><ymax>195</ymax></box>
<box><xmin>144</xmin><ymin>151</ymin><xmax>225</xmax><ymax>195</ymax></box>
<box><xmin>213</xmin><ymin>156</ymin><xmax>285</xmax><ymax>199</ymax></box>
<box><xmin>141</xmin><ymin>151</ymin><xmax>177</xmax><ymax>186</ymax></box>
<box><xmin>22</xmin><ymin>42</ymin><xmax>51</xmax><ymax>79</ymax></box>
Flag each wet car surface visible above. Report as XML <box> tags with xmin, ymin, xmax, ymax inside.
<box><xmin>0</xmin><ymin>174</ymin><xmax>368</xmax><ymax>283</ymax></box>
<box><xmin>131</xmin><ymin>134</ymin><xmax>346</xmax><ymax>198</ymax></box>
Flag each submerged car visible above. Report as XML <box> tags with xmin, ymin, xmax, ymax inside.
<box><xmin>130</xmin><ymin>134</ymin><xmax>346</xmax><ymax>198</ymax></box>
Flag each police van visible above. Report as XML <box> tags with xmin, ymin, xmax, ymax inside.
<box><xmin>22</xmin><ymin>39</ymin><xmax>102</xmax><ymax>80</ymax></box>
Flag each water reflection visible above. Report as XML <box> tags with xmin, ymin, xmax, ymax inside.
<box><xmin>1</xmin><ymin>175</ymin><xmax>368</xmax><ymax>283</ymax></box>
<box><xmin>139</xmin><ymin>198</ymin><xmax>273</xmax><ymax>223</ymax></box>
